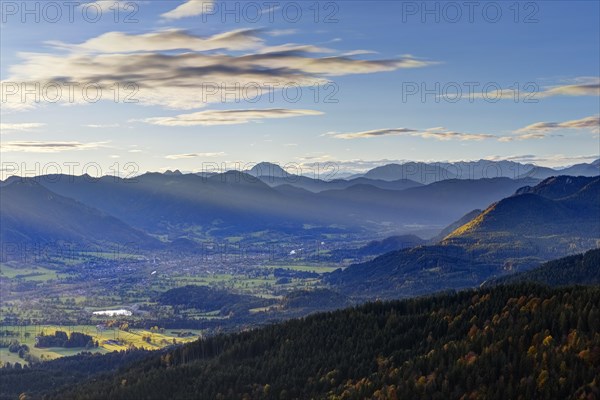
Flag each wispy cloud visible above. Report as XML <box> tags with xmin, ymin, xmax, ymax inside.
<box><xmin>540</xmin><ymin>79</ymin><xmax>600</xmax><ymax>97</ymax></box>
<box><xmin>328</xmin><ymin>127</ymin><xmax>495</xmax><ymax>141</ymax></box>
<box><xmin>142</xmin><ymin>109</ymin><xmax>324</xmax><ymax>126</ymax></box>
<box><xmin>329</xmin><ymin>117</ymin><xmax>600</xmax><ymax>143</ymax></box>
<box><xmin>0</xmin><ymin>141</ymin><xmax>107</xmax><ymax>153</ymax></box>
<box><xmin>165</xmin><ymin>152</ymin><xmax>226</xmax><ymax>159</ymax></box>
<box><xmin>498</xmin><ymin>115</ymin><xmax>600</xmax><ymax>142</ymax></box>
<box><xmin>266</xmin><ymin>29</ymin><xmax>299</xmax><ymax>37</ymax></box>
<box><xmin>49</xmin><ymin>28</ymin><xmax>263</xmax><ymax>53</ymax></box>
<box><xmin>483</xmin><ymin>154</ymin><xmax>599</xmax><ymax>167</ymax></box>
<box><xmin>161</xmin><ymin>0</ymin><xmax>213</xmax><ymax>20</ymax></box>
<box><xmin>514</xmin><ymin>115</ymin><xmax>600</xmax><ymax>134</ymax></box>
<box><xmin>84</xmin><ymin>123</ymin><xmax>120</xmax><ymax>128</ymax></box>
<box><xmin>497</xmin><ymin>133</ymin><xmax>549</xmax><ymax>142</ymax></box>
<box><xmin>469</xmin><ymin>77</ymin><xmax>600</xmax><ymax>101</ymax></box>
<box><xmin>76</xmin><ymin>0</ymin><xmax>135</xmax><ymax>13</ymax></box>
<box><xmin>0</xmin><ymin>122</ymin><xmax>45</xmax><ymax>133</ymax></box>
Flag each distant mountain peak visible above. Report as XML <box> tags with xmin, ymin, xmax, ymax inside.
<box><xmin>247</xmin><ymin>162</ymin><xmax>291</xmax><ymax>178</ymax></box>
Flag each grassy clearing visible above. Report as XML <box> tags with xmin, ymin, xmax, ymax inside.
<box><xmin>260</xmin><ymin>264</ymin><xmax>340</xmax><ymax>273</ymax></box>
<box><xmin>0</xmin><ymin>325</ymin><xmax>202</xmax><ymax>365</ymax></box>
<box><xmin>0</xmin><ymin>264</ymin><xmax>66</xmax><ymax>281</ymax></box>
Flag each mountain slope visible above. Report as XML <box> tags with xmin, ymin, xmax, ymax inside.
<box><xmin>430</xmin><ymin>209</ymin><xmax>482</xmax><ymax>243</ymax></box>
<box><xmin>444</xmin><ymin>176</ymin><xmax>600</xmax><ymax>260</ymax></box>
<box><xmin>362</xmin><ymin>162</ymin><xmax>458</xmax><ymax>183</ymax></box>
<box><xmin>10</xmin><ymin>284</ymin><xmax>598</xmax><ymax>400</ymax></box>
<box><xmin>0</xmin><ymin>180</ymin><xmax>160</xmax><ymax>251</ymax></box>
<box><xmin>356</xmin><ymin>234</ymin><xmax>425</xmax><ymax>255</ymax></box>
<box><xmin>327</xmin><ymin>176</ymin><xmax>599</xmax><ymax>298</ymax></box>
<box><xmin>487</xmin><ymin>248</ymin><xmax>600</xmax><ymax>287</ymax></box>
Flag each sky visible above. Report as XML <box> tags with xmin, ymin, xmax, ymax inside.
<box><xmin>1</xmin><ymin>0</ymin><xmax>599</xmax><ymax>178</ymax></box>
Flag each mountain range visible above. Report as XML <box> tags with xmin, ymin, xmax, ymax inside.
<box><xmin>346</xmin><ymin>159</ymin><xmax>599</xmax><ymax>183</ymax></box>
<box><xmin>326</xmin><ymin>176</ymin><xmax>600</xmax><ymax>299</ymax></box>
<box><xmin>0</xmin><ymin>180</ymin><xmax>160</xmax><ymax>251</ymax></box>
<box><xmin>235</xmin><ymin>160</ymin><xmax>598</xmax><ymax>186</ymax></box>
<box><xmin>0</xmin><ymin>169</ymin><xmax>546</xmax><ymax>250</ymax></box>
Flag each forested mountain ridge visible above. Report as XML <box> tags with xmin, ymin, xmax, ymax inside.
<box><xmin>15</xmin><ymin>283</ymin><xmax>597</xmax><ymax>400</ymax></box>
<box><xmin>326</xmin><ymin>176</ymin><xmax>600</xmax><ymax>298</ymax></box>
<box><xmin>443</xmin><ymin>176</ymin><xmax>600</xmax><ymax>261</ymax></box>
<box><xmin>486</xmin><ymin>248</ymin><xmax>600</xmax><ymax>287</ymax></box>
<box><xmin>446</xmin><ymin>176</ymin><xmax>599</xmax><ymax>239</ymax></box>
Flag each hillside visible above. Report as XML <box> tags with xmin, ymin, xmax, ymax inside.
<box><xmin>487</xmin><ymin>248</ymin><xmax>600</xmax><ymax>287</ymax></box>
<box><xmin>5</xmin><ymin>284</ymin><xmax>598</xmax><ymax>400</ymax></box>
<box><xmin>156</xmin><ymin>285</ymin><xmax>272</xmax><ymax>316</ymax></box>
<box><xmin>326</xmin><ymin>176</ymin><xmax>600</xmax><ymax>298</ymax></box>
<box><xmin>325</xmin><ymin>244</ymin><xmax>495</xmax><ymax>299</ymax></box>
<box><xmin>430</xmin><ymin>209</ymin><xmax>482</xmax><ymax>243</ymax></box>
<box><xmin>0</xmin><ymin>180</ymin><xmax>160</xmax><ymax>251</ymax></box>
<box><xmin>444</xmin><ymin>176</ymin><xmax>600</xmax><ymax>261</ymax></box>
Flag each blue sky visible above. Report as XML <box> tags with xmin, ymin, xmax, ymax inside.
<box><xmin>1</xmin><ymin>0</ymin><xmax>599</xmax><ymax>177</ymax></box>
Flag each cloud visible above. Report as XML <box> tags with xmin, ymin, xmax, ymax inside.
<box><xmin>143</xmin><ymin>108</ymin><xmax>324</xmax><ymax>126</ymax></box>
<box><xmin>330</xmin><ymin>117</ymin><xmax>599</xmax><ymax>143</ymax></box>
<box><xmin>85</xmin><ymin>123</ymin><xmax>120</xmax><ymax>128</ymax></box>
<box><xmin>341</xmin><ymin>50</ymin><xmax>379</xmax><ymax>57</ymax></box>
<box><xmin>77</xmin><ymin>0</ymin><xmax>135</xmax><ymax>13</ymax></box>
<box><xmin>266</xmin><ymin>29</ymin><xmax>299</xmax><ymax>37</ymax></box>
<box><xmin>514</xmin><ymin>115</ymin><xmax>600</xmax><ymax>134</ymax></box>
<box><xmin>497</xmin><ymin>133</ymin><xmax>549</xmax><ymax>142</ymax></box>
<box><xmin>2</xmin><ymin>29</ymin><xmax>434</xmax><ymax>110</ymax></box>
<box><xmin>483</xmin><ymin>154</ymin><xmax>599</xmax><ymax>167</ymax></box>
<box><xmin>0</xmin><ymin>122</ymin><xmax>45</xmax><ymax>133</ymax></box>
<box><xmin>49</xmin><ymin>28</ymin><xmax>263</xmax><ymax>53</ymax></box>
<box><xmin>0</xmin><ymin>141</ymin><xmax>107</xmax><ymax>153</ymax></box>
<box><xmin>165</xmin><ymin>152</ymin><xmax>226</xmax><ymax>159</ymax></box>
<box><xmin>540</xmin><ymin>82</ymin><xmax>600</xmax><ymax>97</ymax></box>
<box><xmin>161</xmin><ymin>0</ymin><xmax>214</xmax><ymax>20</ymax></box>
<box><xmin>329</xmin><ymin>127</ymin><xmax>495</xmax><ymax>141</ymax></box>
<box><xmin>467</xmin><ymin>78</ymin><xmax>600</xmax><ymax>102</ymax></box>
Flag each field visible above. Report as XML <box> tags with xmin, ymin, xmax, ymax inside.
<box><xmin>0</xmin><ymin>324</ymin><xmax>202</xmax><ymax>365</ymax></box>
<box><xmin>0</xmin><ymin>264</ymin><xmax>67</xmax><ymax>281</ymax></box>
<box><xmin>0</xmin><ymin>236</ymin><xmax>362</xmax><ymax>366</ymax></box>
<box><xmin>259</xmin><ymin>264</ymin><xmax>342</xmax><ymax>274</ymax></box>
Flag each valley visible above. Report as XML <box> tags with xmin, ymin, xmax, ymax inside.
<box><xmin>2</xmin><ymin>3</ymin><xmax>598</xmax><ymax>397</ymax></box>
<box><xmin>1</xmin><ymin>164</ymin><xmax>598</xmax><ymax>374</ymax></box>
